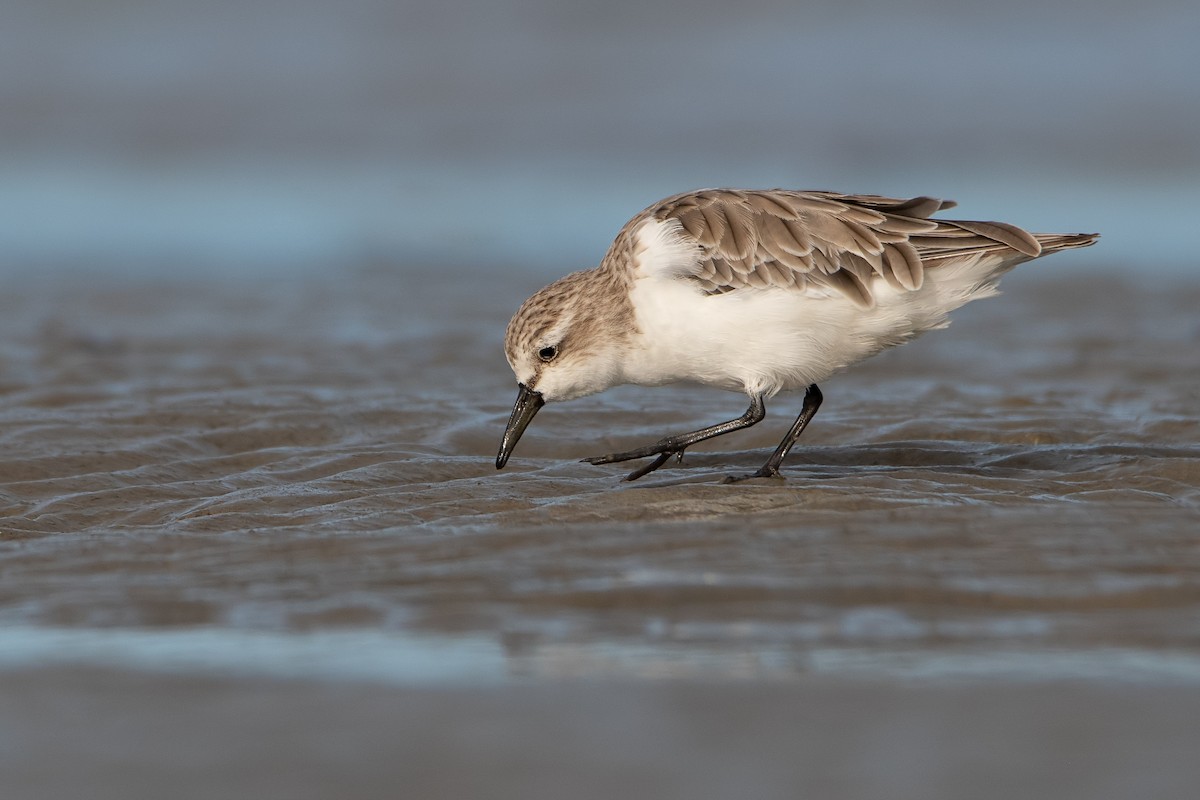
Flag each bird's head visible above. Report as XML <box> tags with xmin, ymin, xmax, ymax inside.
<box><xmin>495</xmin><ymin>270</ymin><xmax>633</xmax><ymax>468</ymax></box>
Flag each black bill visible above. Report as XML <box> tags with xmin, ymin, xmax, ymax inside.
<box><xmin>496</xmin><ymin>383</ymin><xmax>545</xmax><ymax>469</ymax></box>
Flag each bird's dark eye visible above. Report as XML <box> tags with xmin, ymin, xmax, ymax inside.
<box><xmin>538</xmin><ymin>345</ymin><xmax>559</xmax><ymax>362</ymax></box>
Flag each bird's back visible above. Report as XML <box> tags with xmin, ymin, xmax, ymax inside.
<box><xmin>605</xmin><ymin>189</ymin><xmax>1098</xmax><ymax>309</ymax></box>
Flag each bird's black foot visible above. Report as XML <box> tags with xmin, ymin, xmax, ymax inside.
<box><xmin>582</xmin><ymin>396</ymin><xmax>769</xmax><ymax>482</ymax></box>
<box><xmin>582</xmin><ymin>442</ymin><xmax>687</xmax><ymax>481</ymax></box>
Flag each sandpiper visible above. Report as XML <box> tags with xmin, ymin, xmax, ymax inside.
<box><xmin>496</xmin><ymin>189</ymin><xmax>1097</xmax><ymax>481</ymax></box>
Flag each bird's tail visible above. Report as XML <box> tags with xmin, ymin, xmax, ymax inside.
<box><xmin>1033</xmin><ymin>232</ymin><xmax>1100</xmax><ymax>255</ymax></box>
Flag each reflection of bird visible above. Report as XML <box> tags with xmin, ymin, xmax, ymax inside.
<box><xmin>496</xmin><ymin>189</ymin><xmax>1098</xmax><ymax>481</ymax></box>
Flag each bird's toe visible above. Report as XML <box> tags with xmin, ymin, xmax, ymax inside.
<box><xmin>621</xmin><ymin>452</ymin><xmax>674</xmax><ymax>481</ymax></box>
<box><xmin>583</xmin><ymin>442</ymin><xmax>677</xmax><ymax>465</ymax></box>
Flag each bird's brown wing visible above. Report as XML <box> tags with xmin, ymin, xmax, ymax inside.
<box><xmin>640</xmin><ymin>189</ymin><xmax>1044</xmax><ymax>308</ymax></box>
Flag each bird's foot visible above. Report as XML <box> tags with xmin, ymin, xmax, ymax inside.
<box><xmin>583</xmin><ymin>441</ymin><xmax>687</xmax><ymax>481</ymax></box>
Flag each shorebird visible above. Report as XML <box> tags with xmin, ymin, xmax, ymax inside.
<box><xmin>495</xmin><ymin>189</ymin><xmax>1097</xmax><ymax>481</ymax></box>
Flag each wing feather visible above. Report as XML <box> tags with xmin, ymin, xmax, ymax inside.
<box><xmin>711</xmin><ymin>258</ymin><xmax>734</xmax><ymax>285</ymax></box>
<box><xmin>947</xmin><ymin>220</ymin><xmax>1042</xmax><ymax>257</ymax></box>
<box><xmin>722</xmin><ymin>203</ymin><xmax>758</xmax><ymax>261</ymax></box>
<box><xmin>818</xmin><ymin>269</ymin><xmax>873</xmax><ymax>307</ymax></box>
<box><xmin>675</xmin><ymin>208</ymin><xmax>710</xmax><ymax>244</ymax></box>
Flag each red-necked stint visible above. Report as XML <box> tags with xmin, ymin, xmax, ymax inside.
<box><xmin>496</xmin><ymin>189</ymin><xmax>1098</xmax><ymax>481</ymax></box>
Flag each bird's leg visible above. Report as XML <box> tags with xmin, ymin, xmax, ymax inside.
<box><xmin>728</xmin><ymin>384</ymin><xmax>822</xmax><ymax>481</ymax></box>
<box><xmin>583</xmin><ymin>395</ymin><xmax>767</xmax><ymax>481</ymax></box>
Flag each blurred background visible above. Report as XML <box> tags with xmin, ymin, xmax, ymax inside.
<box><xmin>3</xmin><ymin>0</ymin><xmax>1197</xmax><ymax>277</ymax></box>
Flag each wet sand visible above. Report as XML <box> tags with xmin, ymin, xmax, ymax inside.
<box><xmin>2</xmin><ymin>266</ymin><xmax>1199</xmax><ymax>796</ymax></box>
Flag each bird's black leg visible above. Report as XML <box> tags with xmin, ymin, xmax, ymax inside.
<box><xmin>583</xmin><ymin>394</ymin><xmax>767</xmax><ymax>481</ymax></box>
<box><xmin>731</xmin><ymin>384</ymin><xmax>822</xmax><ymax>481</ymax></box>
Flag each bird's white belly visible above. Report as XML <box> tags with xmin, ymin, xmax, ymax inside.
<box><xmin>622</xmin><ymin>275</ymin><xmax>943</xmax><ymax>397</ymax></box>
